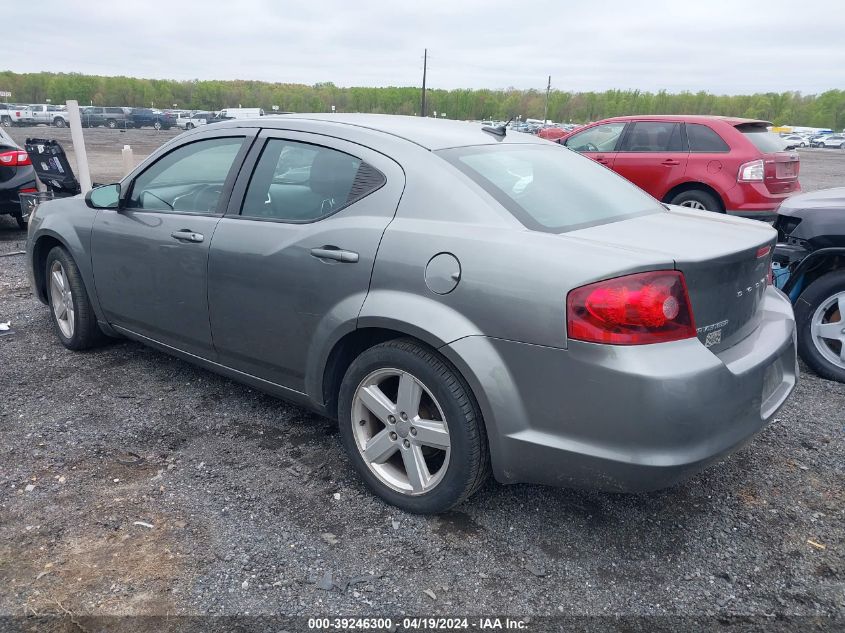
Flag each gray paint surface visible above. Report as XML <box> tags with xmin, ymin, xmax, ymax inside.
<box><xmin>25</xmin><ymin>114</ymin><xmax>798</xmax><ymax>490</ymax></box>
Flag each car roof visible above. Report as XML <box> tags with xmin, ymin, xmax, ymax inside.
<box><xmin>211</xmin><ymin>113</ymin><xmax>549</xmax><ymax>150</ymax></box>
<box><xmin>597</xmin><ymin>115</ymin><xmax>772</xmax><ymax>127</ymax></box>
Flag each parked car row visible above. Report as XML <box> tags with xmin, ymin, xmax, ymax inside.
<box><xmin>1</xmin><ymin>104</ymin><xmax>267</xmax><ymax>130</ymax></box>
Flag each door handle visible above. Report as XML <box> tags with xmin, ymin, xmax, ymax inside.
<box><xmin>310</xmin><ymin>247</ymin><xmax>359</xmax><ymax>263</ymax></box>
<box><xmin>661</xmin><ymin>159</ymin><xmax>681</xmax><ymax>166</ymax></box>
<box><xmin>170</xmin><ymin>230</ymin><xmax>204</xmax><ymax>243</ymax></box>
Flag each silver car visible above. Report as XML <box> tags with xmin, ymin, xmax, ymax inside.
<box><xmin>25</xmin><ymin>115</ymin><xmax>797</xmax><ymax>513</ymax></box>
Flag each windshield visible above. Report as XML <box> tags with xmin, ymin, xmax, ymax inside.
<box><xmin>739</xmin><ymin>126</ymin><xmax>788</xmax><ymax>153</ymax></box>
<box><xmin>438</xmin><ymin>144</ymin><xmax>663</xmax><ymax>233</ymax></box>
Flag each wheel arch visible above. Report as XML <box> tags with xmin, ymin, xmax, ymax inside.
<box><xmin>786</xmin><ymin>248</ymin><xmax>845</xmax><ymax>298</ymax></box>
<box><xmin>662</xmin><ymin>181</ymin><xmax>726</xmax><ymax>212</ymax></box>
<box><xmin>31</xmin><ymin>233</ymin><xmax>69</xmax><ymax>304</ymax></box>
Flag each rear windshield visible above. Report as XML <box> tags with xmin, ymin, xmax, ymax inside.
<box><xmin>738</xmin><ymin>125</ymin><xmax>788</xmax><ymax>153</ymax></box>
<box><xmin>438</xmin><ymin>144</ymin><xmax>663</xmax><ymax>233</ymax></box>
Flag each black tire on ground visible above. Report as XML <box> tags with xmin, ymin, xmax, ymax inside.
<box><xmin>153</xmin><ymin>121</ymin><xmax>162</xmax><ymax>130</ymax></box>
<box><xmin>107</xmin><ymin>119</ymin><xmax>117</xmax><ymax>129</ymax></box>
<box><xmin>840</xmin><ymin>143</ymin><xmax>845</xmax><ymax>150</ymax></box>
<box><xmin>54</xmin><ymin>118</ymin><xmax>66</xmax><ymax>128</ymax></box>
<box><xmin>45</xmin><ymin>246</ymin><xmax>108</xmax><ymax>351</ymax></box>
<box><xmin>795</xmin><ymin>271</ymin><xmax>845</xmax><ymax>383</ymax></box>
<box><xmin>15</xmin><ymin>214</ymin><xmax>26</xmax><ymax>230</ymax></box>
<box><xmin>337</xmin><ymin>338</ymin><xmax>491</xmax><ymax>514</ymax></box>
<box><xmin>186</xmin><ymin>123</ymin><xmax>194</xmax><ymax>130</ymax></box>
<box><xmin>668</xmin><ymin>189</ymin><xmax>723</xmax><ymax>213</ymax></box>
<box><xmin>1</xmin><ymin>116</ymin><xmax>11</xmax><ymax>127</ymax></box>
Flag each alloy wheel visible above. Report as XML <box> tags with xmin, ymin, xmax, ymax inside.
<box><xmin>49</xmin><ymin>260</ymin><xmax>75</xmax><ymax>338</ymax></box>
<box><xmin>811</xmin><ymin>291</ymin><xmax>845</xmax><ymax>370</ymax></box>
<box><xmin>351</xmin><ymin>368</ymin><xmax>450</xmax><ymax>495</ymax></box>
<box><xmin>680</xmin><ymin>200</ymin><xmax>707</xmax><ymax>210</ymax></box>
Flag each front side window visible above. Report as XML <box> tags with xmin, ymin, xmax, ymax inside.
<box><xmin>241</xmin><ymin>139</ymin><xmax>385</xmax><ymax>222</ymax></box>
<box><xmin>620</xmin><ymin>122</ymin><xmax>684</xmax><ymax>152</ymax></box>
<box><xmin>440</xmin><ymin>144</ymin><xmax>663</xmax><ymax>233</ymax></box>
<box><xmin>128</xmin><ymin>137</ymin><xmax>244</xmax><ymax>214</ymax></box>
<box><xmin>564</xmin><ymin>123</ymin><xmax>625</xmax><ymax>152</ymax></box>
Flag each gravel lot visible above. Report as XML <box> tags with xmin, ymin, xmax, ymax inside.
<box><xmin>0</xmin><ymin>130</ymin><xmax>843</xmax><ymax>628</ymax></box>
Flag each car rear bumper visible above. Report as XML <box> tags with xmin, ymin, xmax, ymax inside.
<box><xmin>723</xmin><ymin>181</ymin><xmax>800</xmax><ymax>220</ymax></box>
<box><xmin>442</xmin><ymin>287</ymin><xmax>797</xmax><ymax>491</ymax></box>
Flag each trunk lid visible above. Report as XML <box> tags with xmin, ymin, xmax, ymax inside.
<box><xmin>567</xmin><ymin>207</ymin><xmax>776</xmax><ymax>353</ymax></box>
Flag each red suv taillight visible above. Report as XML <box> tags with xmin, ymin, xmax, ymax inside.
<box><xmin>0</xmin><ymin>150</ymin><xmax>31</xmax><ymax>166</ymax></box>
<box><xmin>738</xmin><ymin>159</ymin><xmax>764</xmax><ymax>182</ymax></box>
<box><xmin>566</xmin><ymin>271</ymin><xmax>696</xmax><ymax>345</ymax></box>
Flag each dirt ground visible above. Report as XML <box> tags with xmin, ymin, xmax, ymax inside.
<box><xmin>0</xmin><ymin>128</ymin><xmax>843</xmax><ymax>631</ymax></box>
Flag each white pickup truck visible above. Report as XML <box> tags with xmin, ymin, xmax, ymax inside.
<box><xmin>0</xmin><ymin>103</ymin><xmax>24</xmax><ymax>127</ymax></box>
<box><xmin>12</xmin><ymin>104</ymin><xmax>70</xmax><ymax>127</ymax></box>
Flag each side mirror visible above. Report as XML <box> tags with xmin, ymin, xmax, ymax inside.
<box><xmin>85</xmin><ymin>183</ymin><xmax>121</xmax><ymax>209</ymax></box>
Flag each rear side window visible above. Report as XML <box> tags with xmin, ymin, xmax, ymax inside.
<box><xmin>439</xmin><ymin>145</ymin><xmax>663</xmax><ymax>233</ymax></box>
<box><xmin>241</xmin><ymin>139</ymin><xmax>385</xmax><ymax>222</ymax></box>
<box><xmin>620</xmin><ymin>122</ymin><xmax>684</xmax><ymax>152</ymax></box>
<box><xmin>686</xmin><ymin>124</ymin><xmax>730</xmax><ymax>152</ymax></box>
<box><xmin>737</xmin><ymin>125</ymin><xmax>788</xmax><ymax>153</ymax></box>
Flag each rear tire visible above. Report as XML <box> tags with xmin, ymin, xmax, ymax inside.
<box><xmin>186</xmin><ymin>122</ymin><xmax>194</xmax><ymax>130</ymax></box>
<box><xmin>1</xmin><ymin>116</ymin><xmax>11</xmax><ymax>127</ymax></box>
<box><xmin>153</xmin><ymin>121</ymin><xmax>162</xmax><ymax>130</ymax></box>
<box><xmin>669</xmin><ymin>189</ymin><xmax>722</xmax><ymax>213</ymax></box>
<box><xmin>45</xmin><ymin>246</ymin><xmax>107</xmax><ymax>351</ymax></box>
<box><xmin>107</xmin><ymin>119</ymin><xmax>117</xmax><ymax>129</ymax></box>
<box><xmin>53</xmin><ymin>118</ymin><xmax>66</xmax><ymax>128</ymax></box>
<box><xmin>795</xmin><ymin>271</ymin><xmax>845</xmax><ymax>383</ymax></box>
<box><xmin>337</xmin><ymin>339</ymin><xmax>490</xmax><ymax>514</ymax></box>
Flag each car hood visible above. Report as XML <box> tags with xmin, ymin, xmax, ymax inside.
<box><xmin>778</xmin><ymin>187</ymin><xmax>845</xmax><ymax>212</ymax></box>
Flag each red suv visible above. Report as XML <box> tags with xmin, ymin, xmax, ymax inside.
<box><xmin>558</xmin><ymin>115</ymin><xmax>800</xmax><ymax>219</ymax></box>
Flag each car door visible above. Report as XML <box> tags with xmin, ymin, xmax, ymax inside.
<box><xmin>612</xmin><ymin>121</ymin><xmax>688</xmax><ymax>199</ymax></box>
<box><xmin>207</xmin><ymin>130</ymin><xmax>405</xmax><ymax>393</ymax></box>
<box><xmin>562</xmin><ymin>121</ymin><xmax>626</xmax><ymax>169</ymax></box>
<box><xmin>91</xmin><ymin>128</ymin><xmax>256</xmax><ymax>358</ymax></box>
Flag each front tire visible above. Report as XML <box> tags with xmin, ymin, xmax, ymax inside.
<box><xmin>669</xmin><ymin>189</ymin><xmax>722</xmax><ymax>213</ymax></box>
<box><xmin>795</xmin><ymin>271</ymin><xmax>845</xmax><ymax>383</ymax></box>
<box><xmin>106</xmin><ymin>119</ymin><xmax>117</xmax><ymax>129</ymax></box>
<box><xmin>1</xmin><ymin>116</ymin><xmax>12</xmax><ymax>127</ymax></box>
<box><xmin>45</xmin><ymin>247</ymin><xmax>107</xmax><ymax>350</ymax></box>
<box><xmin>337</xmin><ymin>339</ymin><xmax>490</xmax><ymax>514</ymax></box>
<box><xmin>54</xmin><ymin>118</ymin><xmax>66</xmax><ymax>128</ymax></box>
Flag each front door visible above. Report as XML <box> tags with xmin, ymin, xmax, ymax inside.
<box><xmin>91</xmin><ymin>131</ymin><xmax>254</xmax><ymax>358</ymax></box>
<box><xmin>207</xmin><ymin>131</ymin><xmax>405</xmax><ymax>392</ymax></box>
<box><xmin>612</xmin><ymin>120</ymin><xmax>688</xmax><ymax>199</ymax></box>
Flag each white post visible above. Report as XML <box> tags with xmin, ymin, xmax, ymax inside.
<box><xmin>66</xmin><ymin>100</ymin><xmax>92</xmax><ymax>192</ymax></box>
<box><xmin>121</xmin><ymin>145</ymin><xmax>134</xmax><ymax>176</ymax></box>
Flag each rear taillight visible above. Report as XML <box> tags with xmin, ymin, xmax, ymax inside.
<box><xmin>0</xmin><ymin>150</ymin><xmax>31</xmax><ymax>166</ymax></box>
<box><xmin>566</xmin><ymin>271</ymin><xmax>696</xmax><ymax>345</ymax></box>
<box><xmin>738</xmin><ymin>159</ymin><xmax>764</xmax><ymax>182</ymax></box>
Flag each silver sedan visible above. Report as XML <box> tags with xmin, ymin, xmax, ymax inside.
<box><xmin>25</xmin><ymin>115</ymin><xmax>797</xmax><ymax>513</ymax></box>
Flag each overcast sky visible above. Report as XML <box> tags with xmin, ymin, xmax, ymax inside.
<box><xmin>7</xmin><ymin>0</ymin><xmax>845</xmax><ymax>94</ymax></box>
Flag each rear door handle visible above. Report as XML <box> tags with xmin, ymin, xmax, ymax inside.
<box><xmin>310</xmin><ymin>247</ymin><xmax>359</xmax><ymax>263</ymax></box>
<box><xmin>661</xmin><ymin>159</ymin><xmax>681</xmax><ymax>166</ymax></box>
<box><xmin>170</xmin><ymin>230</ymin><xmax>204</xmax><ymax>243</ymax></box>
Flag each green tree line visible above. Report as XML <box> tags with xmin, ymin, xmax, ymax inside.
<box><xmin>2</xmin><ymin>71</ymin><xmax>844</xmax><ymax>129</ymax></box>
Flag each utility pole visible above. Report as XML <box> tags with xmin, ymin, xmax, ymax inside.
<box><xmin>421</xmin><ymin>48</ymin><xmax>428</xmax><ymax>117</ymax></box>
<box><xmin>543</xmin><ymin>75</ymin><xmax>551</xmax><ymax>124</ymax></box>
